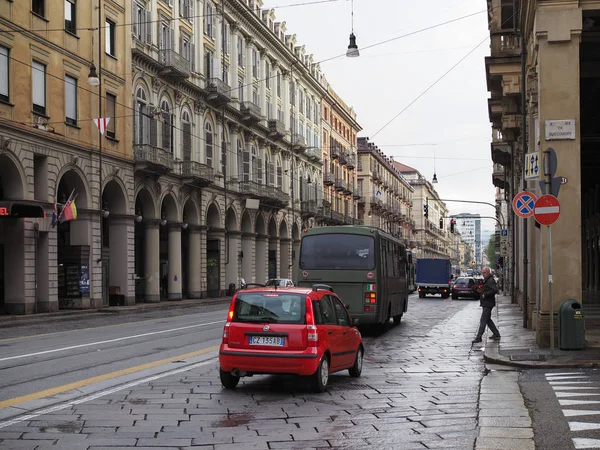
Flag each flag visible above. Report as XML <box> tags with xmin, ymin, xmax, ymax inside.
<box><xmin>93</xmin><ymin>118</ymin><xmax>111</xmax><ymax>135</ymax></box>
<box><xmin>56</xmin><ymin>189</ymin><xmax>76</xmax><ymax>224</ymax></box>
<box><xmin>51</xmin><ymin>197</ymin><xmax>58</xmax><ymax>227</ymax></box>
<box><xmin>376</xmin><ymin>190</ymin><xmax>382</xmax><ymax>198</ymax></box>
<box><xmin>60</xmin><ymin>193</ymin><xmax>78</xmax><ymax>223</ymax></box>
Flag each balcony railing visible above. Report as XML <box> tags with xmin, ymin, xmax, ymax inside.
<box><xmin>490</xmin><ymin>32</ymin><xmax>521</xmax><ymax>57</ymax></box>
<box><xmin>346</xmin><ymin>154</ymin><xmax>356</xmax><ymax>169</ymax></box>
<box><xmin>307</xmin><ymin>148</ymin><xmax>322</xmax><ymax>163</ymax></box>
<box><xmin>268</xmin><ymin>119</ymin><xmax>286</xmax><ymax>140</ymax></box>
<box><xmin>339</xmin><ymin>152</ymin><xmax>348</xmax><ymax>165</ymax></box>
<box><xmin>292</xmin><ymin>134</ymin><xmax>307</xmax><ymax>151</ymax></box>
<box><xmin>179</xmin><ymin>160</ymin><xmax>214</xmax><ymax>187</ymax></box>
<box><xmin>239</xmin><ymin>180</ymin><xmax>263</xmax><ymax>197</ymax></box>
<box><xmin>301</xmin><ymin>200</ymin><xmax>318</xmax><ymax>217</ymax></box>
<box><xmin>134</xmin><ymin>144</ymin><xmax>174</xmax><ymax>174</ymax></box>
<box><xmin>159</xmin><ymin>49</ymin><xmax>191</xmax><ymax>80</ymax></box>
<box><xmin>370</xmin><ymin>196</ymin><xmax>382</xmax><ymax>207</ymax></box>
<box><xmin>331</xmin><ymin>147</ymin><xmax>341</xmax><ymax>159</ymax></box>
<box><xmin>323</xmin><ymin>172</ymin><xmax>335</xmax><ymax>186</ymax></box>
<box><xmin>240</xmin><ymin>102</ymin><xmax>261</xmax><ymax>124</ymax></box>
<box><xmin>207</xmin><ymin>78</ymin><xmax>231</xmax><ymax>106</ymax></box>
<box><xmin>332</xmin><ymin>211</ymin><xmax>345</xmax><ymax>222</ymax></box>
<box><xmin>334</xmin><ymin>179</ymin><xmax>347</xmax><ymax>192</ymax></box>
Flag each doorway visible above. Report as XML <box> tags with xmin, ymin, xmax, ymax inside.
<box><xmin>269</xmin><ymin>250</ymin><xmax>277</xmax><ymax>279</ymax></box>
<box><xmin>207</xmin><ymin>239</ymin><xmax>220</xmax><ymax>297</ymax></box>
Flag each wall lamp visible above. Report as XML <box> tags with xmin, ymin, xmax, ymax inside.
<box><xmin>160</xmin><ymin>211</ymin><xmax>167</xmax><ymax>227</ymax></box>
<box><xmin>135</xmin><ymin>210</ymin><xmax>143</xmax><ymax>223</ymax></box>
<box><xmin>102</xmin><ymin>201</ymin><xmax>110</xmax><ymax>219</ymax></box>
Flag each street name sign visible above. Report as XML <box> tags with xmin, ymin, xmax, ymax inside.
<box><xmin>534</xmin><ymin>195</ymin><xmax>560</xmax><ymax>226</ymax></box>
<box><xmin>524</xmin><ymin>152</ymin><xmax>540</xmax><ymax>180</ymax></box>
<box><xmin>513</xmin><ymin>191</ymin><xmax>537</xmax><ymax>218</ymax></box>
<box><xmin>545</xmin><ymin>120</ymin><xmax>576</xmax><ymax>140</ymax></box>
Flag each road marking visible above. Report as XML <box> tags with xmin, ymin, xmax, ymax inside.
<box><xmin>0</xmin><ymin>354</ymin><xmax>218</xmax><ymax>429</ymax></box>
<box><xmin>563</xmin><ymin>410</ymin><xmax>600</xmax><ymax>417</ymax></box>
<box><xmin>0</xmin><ymin>310</ymin><xmax>227</xmax><ymax>343</ymax></box>
<box><xmin>573</xmin><ymin>438</ymin><xmax>600</xmax><ymax>449</ymax></box>
<box><xmin>0</xmin><ymin>320</ymin><xmax>224</xmax><ymax>362</ymax></box>
<box><xmin>570</xmin><ymin>422</ymin><xmax>600</xmax><ymax>432</ymax></box>
<box><xmin>0</xmin><ymin>345</ymin><xmax>219</xmax><ymax>409</ymax></box>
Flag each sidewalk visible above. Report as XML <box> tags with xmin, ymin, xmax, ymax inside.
<box><xmin>483</xmin><ymin>294</ymin><xmax>600</xmax><ymax>368</ymax></box>
<box><xmin>0</xmin><ymin>296</ymin><xmax>232</xmax><ymax>328</ymax></box>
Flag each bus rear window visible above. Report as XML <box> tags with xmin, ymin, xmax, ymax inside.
<box><xmin>300</xmin><ymin>234</ymin><xmax>375</xmax><ymax>270</ymax></box>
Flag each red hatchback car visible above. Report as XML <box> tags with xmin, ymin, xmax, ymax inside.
<box><xmin>219</xmin><ymin>284</ymin><xmax>364</xmax><ymax>392</ymax></box>
<box><xmin>451</xmin><ymin>277</ymin><xmax>481</xmax><ymax>300</ymax></box>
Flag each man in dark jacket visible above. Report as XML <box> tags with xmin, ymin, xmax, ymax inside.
<box><xmin>472</xmin><ymin>267</ymin><xmax>501</xmax><ymax>343</ymax></box>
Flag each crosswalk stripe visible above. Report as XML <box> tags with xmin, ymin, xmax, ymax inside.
<box><xmin>560</xmin><ymin>399</ymin><xmax>600</xmax><ymax>406</ymax></box>
<box><xmin>569</xmin><ymin>422</ymin><xmax>600</xmax><ymax>432</ymax></box>
<box><xmin>547</xmin><ymin>372</ymin><xmax>587</xmax><ymax>376</ymax></box>
<box><xmin>556</xmin><ymin>392</ymin><xmax>600</xmax><ymax>398</ymax></box>
<box><xmin>573</xmin><ymin>438</ymin><xmax>600</xmax><ymax>449</ymax></box>
<box><xmin>563</xmin><ymin>410</ymin><xmax>600</xmax><ymax>417</ymax></box>
<box><xmin>553</xmin><ymin>387</ymin><xmax>599</xmax><ymax>391</ymax></box>
<box><xmin>550</xmin><ymin>381</ymin><xmax>594</xmax><ymax>385</ymax></box>
<box><xmin>547</xmin><ymin>376</ymin><xmax>590</xmax><ymax>380</ymax></box>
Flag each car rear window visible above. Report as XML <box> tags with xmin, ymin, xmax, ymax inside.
<box><xmin>455</xmin><ymin>278</ymin><xmax>471</xmax><ymax>285</ymax></box>
<box><xmin>233</xmin><ymin>293</ymin><xmax>306</xmax><ymax>324</ymax></box>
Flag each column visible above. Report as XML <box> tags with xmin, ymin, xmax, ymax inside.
<box><xmin>271</xmin><ymin>62</ymin><xmax>279</xmax><ymax>121</ymax></box>
<box><xmin>535</xmin><ymin>6</ymin><xmax>582</xmax><ymax>347</ymax></box>
<box><xmin>231</xmin><ymin>26</ymin><xmax>239</xmax><ymax>102</ymax></box>
<box><xmin>255</xmin><ymin>234</ymin><xmax>268</xmax><ymax>283</ymax></box>
<box><xmin>226</xmin><ymin>231</ymin><xmax>241</xmax><ymax>290</ymax></box>
<box><xmin>188</xmin><ymin>227</ymin><xmax>201</xmax><ymax>298</ymax></box>
<box><xmin>168</xmin><ymin>223</ymin><xmax>182</xmax><ymax>301</ymax></box>
<box><xmin>109</xmin><ymin>217</ymin><xmax>134</xmax><ymax>306</ymax></box>
<box><xmin>260</xmin><ymin>50</ymin><xmax>267</xmax><ymax>112</ymax></box>
<box><xmin>283</xmin><ymin>71</ymin><xmax>291</xmax><ymax>130</ymax></box>
<box><xmin>145</xmin><ymin>220</ymin><xmax>160</xmax><ymax>303</ymax></box>
<box><xmin>200</xmin><ymin>226</ymin><xmax>208</xmax><ymax>297</ymax></box>
<box><xmin>245</xmin><ymin>38</ymin><xmax>254</xmax><ymax>103</ymax></box>
<box><xmin>241</xmin><ymin>232</ymin><xmax>255</xmax><ymax>283</ymax></box>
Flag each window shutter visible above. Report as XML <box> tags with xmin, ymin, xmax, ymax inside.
<box><xmin>189</xmin><ymin>0</ymin><xmax>194</xmax><ymax>23</ymax></box>
<box><xmin>145</xmin><ymin>10</ymin><xmax>152</xmax><ymax>44</ymax></box>
<box><xmin>257</xmin><ymin>158</ymin><xmax>263</xmax><ymax>184</ymax></box>
<box><xmin>178</xmin><ymin>0</ymin><xmax>182</xmax><ymax>15</ymax></box>
<box><xmin>277</xmin><ymin>165</ymin><xmax>282</xmax><ymax>188</ymax></box>
<box><xmin>170</xmin><ymin>28</ymin><xmax>175</xmax><ymax>51</ymax></box>
<box><xmin>243</xmin><ymin>151</ymin><xmax>250</xmax><ymax>182</ymax></box>
<box><xmin>190</xmin><ymin>43</ymin><xmax>195</xmax><ymax>72</ymax></box>
<box><xmin>268</xmin><ymin>163</ymin><xmax>275</xmax><ymax>187</ymax></box>
<box><xmin>237</xmin><ymin>149</ymin><xmax>243</xmax><ymax>179</ymax></box>
<box><xmin>133</xmin><ymin>103</ymin><xmax>138</xmax><ymax>143</ymax></box>
<box><xmin>182</xmin><ymin>123</ymin><xmax>191</xmax><ymax>161</ymax></box>
<box><xmin>158</xmin><ymin>25</ymin><xmax>163</xmax><ymax>50</ymax></box>
<box><xmin>179</xmin><ymin>35</ymin><xmax>183</xmax><ymax>54</ymax></box>
<box><xmin>142</xmin><ymin>105</ymin><xmax>149</xmax><ymax>144</ymax></box>
<box><xmin>150</xmin><ymin>116</ymin><xmax>158</xmax><ymax>147</ymax></box>
<box><xmin>132</xmin><ymin>1</ymin><xmax>138</xmax><ymax>37</ymax></box>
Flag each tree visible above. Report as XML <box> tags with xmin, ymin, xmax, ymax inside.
<box><xmin>486</xmin><ymin>238</ymin><xmax>497</xmax><ymax>266</ymax></box>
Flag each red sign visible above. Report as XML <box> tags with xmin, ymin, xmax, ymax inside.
<box><xmin>513</xmin><ymin>191</ymin><xmax>537</xmax><ymax>218</ymax></box>
<box><xmin>534</xmin><ymin>195</ymin><xmax>560</xmax><ymax>226</ymax></box>
<box><xmin>0</xmin><ymin>207</ymin><xmax>8</xmax><ymax>216</ymax></box>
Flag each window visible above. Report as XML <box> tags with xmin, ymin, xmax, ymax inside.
<box><xmin>300</xmin><ymin>234</ymin><xmax>375</xmax><ymax>270</ymax></box>
<box><xmin>252</xmin><ymin>49</ymin><xmax>258</xmax><ymax>78</ymax></box>
<box><xmin>134</xmin><ymin>87</ymin><xmax>147</xmax><ymax>145</ymax></box>
<box><xmin>205</xmin><ymin>2</ymin><xmax>214</xmax><ymax>38</ymax></box>
<box><xmin>243</xmin><ymin>144</ymin><xmax>250</xmax><ymax>182</ymax></box>
<box><xmin>277</xmin><ymin>72</ymin><xmax>281</xmax><ymax>97</ymax></box>
<box><xmin>182</xmin><ymin>110</ymin><xmax>191</xmax><ymax>161</ymax></box>
<box><xmin>32</xmin><ymin>61</ymin><xmax>46</xmax><ymax>115</ymax></box>
<box><xmin>133</xmin><ymin>3</ymin><xmax>151</xmax><ymax>43</ymax></box>
<box><xmin>237</xmin><ymin>140</ymin><xmax>243</xmax><ymax>179</ymax></box>
<box><xmin>237</xmin><ymin>36</ymin><xmax>244</xmax><ymax>67</ymax></box>
<box><xmin>251</xmin><ymin>146</ymin><xmax>257</xmax><ymax>182</ymax></box>
<box><xmin>65</xmin><ymin>75</ymin><xmax>77</xmax><ymax>125</ymax></box>
<box><xmin>332</xmin><ymin>297</ymin><xmax>350</xmax><ymax>326</ymax></box>
<box><xmin>0</xmin><ymin>46</ymin><xmax>8</xmax><ymax>102</ymax></box>
<box><xmin>276</xmin><ymin>159</ymin><xmax>282</xmax><ymax>188</ymax></box>
<box><xmin>205</xmin><ymin>50</ymin><xmax>214</xmax><ymax>78</ymax></box>
<box><xmin>238</xmin><ymin>77</ymin><xmax>244</xmax><ymax>101</ymax></box>
<box><xmin>265</xmin><ymin>61</ymin><xmax>270</xmax><ymax>88</ymax></box>
<box><xmin>105</xmin><ymin>20</ymin><xmax>115</xmax><ymax>56</ymax></box>
<box><xmin>65</xmin><ymin>0</ymin><xmax>76</xmax><ymax>34</ymax></box>
<box><xmin>106</xmin><ymin>93</ymin><xmax>116</xmax><ymax>138</ymax></box>
<box><xmin>161</xmin><ymin>100</ymin><xmax>171</xmax><ymax>151</ymax></box>
<box><xmin>252</xmin><ymin>88</ymin><xmax>259</xmax><ymax>106</ymax></box>
<box><xmin>205</xmin><ymin>121</ymin><xmax>213</xmax><ymax>167</ymax></box>
<box><xmin>32</xmin><ymin>0</ymin><xmax>44</xmax><ymax>17</ymax></box>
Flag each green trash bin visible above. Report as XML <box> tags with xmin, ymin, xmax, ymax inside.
<box><xmin>558</xmin><ymin>299</ymin><xmax>585</xmax><ymax>350</ymax></box>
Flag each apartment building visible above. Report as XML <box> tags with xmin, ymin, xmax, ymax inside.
<box><xmin>356</xmin><ymin>138</ymin><xmax>414</xmax><ymax>244</ymax></box>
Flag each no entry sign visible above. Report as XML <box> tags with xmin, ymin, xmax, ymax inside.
<box><xmin>534</xmin><ymin>195</ymin><xmax>560</xmax><ymax>226</ymax></box>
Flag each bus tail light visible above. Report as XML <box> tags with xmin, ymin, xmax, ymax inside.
<box><xmin>364</xmin><ymin>305</ymin><xmax>376</xmax><ymax>312</ymax></box>
<box><xmin>365</xmin><ymin>292</ymin><xmax>376</xmax><ymax>304</ymax></box>
<box><xmin>307</xmin><ymin>325</ymin><xmax>319</xmax><ymax>347</ymax></box>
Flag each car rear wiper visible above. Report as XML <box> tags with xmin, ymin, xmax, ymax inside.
<box><xmin>242</xmin><ymin>316</ymin><xmax>278</xmax><ymax>323</ymax></box>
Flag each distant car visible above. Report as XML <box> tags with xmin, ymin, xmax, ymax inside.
<box><xmin>218</xmin><ymin>284</ymin><xmax>364</xmax><ymax>392</ymax></box>
<box><xmin>451</xmin><ymin>277</ymin><xmax>480</xmax><ymax>300</ymax></box>
<box><xmin>264</xmin><ymin>278</ymin><xmax>294</xmax><ymax>287</ymax></box>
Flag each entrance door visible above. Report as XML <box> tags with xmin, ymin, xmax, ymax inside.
<box><xmin>207</xmin><ymin>239</ymin><xmax>220</xmax><ymax>297</ymax></box>
<box><xmin>102</xmin><ymin>260</ymin><xmax>109</xmax><ymax>306</ymax></box>
<box><xmin>268</xmin><ymin>250</ymin><xmax>277</xmax><ymax>279</ymax></box>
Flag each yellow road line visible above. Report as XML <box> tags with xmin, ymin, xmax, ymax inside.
<box><xmin>0</xmin><ymin>345</ymin><xmax>219</xmax><ymax>409</ymax></box>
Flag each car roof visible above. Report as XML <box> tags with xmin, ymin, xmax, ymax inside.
<box><xmin>237</xmin><ymin>286</ymin><xmax>330</xmax><ymax>296</ymax></box>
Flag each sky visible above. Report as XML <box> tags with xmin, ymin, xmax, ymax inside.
<box><xmin>266</xmin><ymin>0</ymin><xmax>497</xmax><ymax>236</ymax></box>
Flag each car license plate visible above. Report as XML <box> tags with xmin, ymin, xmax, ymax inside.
<box><xmin>249</xmin><ymin>336</ymin><xmax>284</xmax><ymax>346</ymax></box>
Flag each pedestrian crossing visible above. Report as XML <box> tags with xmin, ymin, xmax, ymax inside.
<box><xmin>546</xmin><ymin>372</ymin><xmax>600</xmax><ymax>449</ymax></box>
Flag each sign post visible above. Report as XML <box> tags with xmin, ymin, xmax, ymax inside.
<box><xmin>534</xmin><ymin>191</ymin><xmax>561</xmax><ymax>351</ymax></box>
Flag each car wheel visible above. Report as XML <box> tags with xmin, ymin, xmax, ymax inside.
<box><xmin>312</xmin><ymin>356</ymin><xmax>330</xmax><ymax>393</ymax></box>
<box><xmin>393</xmin><ymin>314</ymin><xmax>402</xmax><ymax>325</ymax></box>
<box><xmin>452</xmin><ymin>294</ymin><xmax>458</xmax><ymax>300</ymax></box>
<box><xmin>219</xmin><ymin>368</ymin><xmax>240</xmax><ymax>389</ymax></box>
<box><xmin>349</xmin><ymin>346</ymin><xmax>364</xmax><ymax>378</ymax></box>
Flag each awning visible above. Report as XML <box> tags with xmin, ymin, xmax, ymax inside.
<box><xmin>0</xmin><ymin>201</ymin><xmax>46</xmax><ymax>218</ymax></box>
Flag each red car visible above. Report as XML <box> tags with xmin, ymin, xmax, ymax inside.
<box><xmin>219</xmin><ymin>284</ymin><xmax>364</xmax><ymax>393</ymax></box>
<box><xmin>451</xmin><ymin>277</ymin><xmax>481</xmax><ymax>300</ymax></box>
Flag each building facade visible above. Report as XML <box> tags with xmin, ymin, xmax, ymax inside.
<box><xmin>320</xmin><ymin>78</ymin><xmax>362</xmax><ymax>225</ymax></box>
<box><xmin>356</xmin><ymin>138</ymin><xmax>415</xmax><ymax>244</ymax></box>
<box><xmin>1</xmin><ymin>0</ymin><xmax>366</xmax><ymax>315</ymax></box>
<box><xmin>453</xmin><ymin>213</ymin><xmax>481</xmax><ymax>267</ymax></box>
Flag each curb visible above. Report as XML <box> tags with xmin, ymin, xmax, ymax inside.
<box><xmin>0</xmin><ymin>298</ymin><xmax>231</xmax><ymax>328</ymax></box>
<box><xmin>484</xmin><ymin>346</ymin><xmax>600</xmax><ymax>369</ymax></box>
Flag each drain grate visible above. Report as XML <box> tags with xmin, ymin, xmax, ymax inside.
<box><xmin>510</xmin><ymin>354</ymin><xmax>546</xmax><ymax>361</ymax></box>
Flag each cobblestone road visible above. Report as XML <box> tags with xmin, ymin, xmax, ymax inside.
<box><xmin>0</xmin><ymin>296</ymin><xmax>486</xmax><ymax>449</ymax></box>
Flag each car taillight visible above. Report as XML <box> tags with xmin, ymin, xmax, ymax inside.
<box><xmin>226</xmin><ymin>298</ymin><xmax>236</xmax><ymax>323</ymax></box>
<box><xmin>222</xmin><ymin>322</ymin><xmax>231</xmax><ymax>344</ymax></box>
<box><xmin>365</xmin><ymin>292</ymin><xmax>376</xmax><ymax>304</ymax></box>
<box><xmin>307</xmin><ymin>325</ymin><xmax>318</xmax><ymax>347</ymax></box>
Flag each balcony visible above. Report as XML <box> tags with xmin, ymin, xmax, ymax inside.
<box><xmin>331</xmin><ymin>147</ymin><xmax>341</xmax><ymax>160</ymax></box>
<box><xmin>346</xmin><ymin>154</ymin><xmax>356</xmax><ymax>169</ymax></box>
<box><xmin>343</xmin><ymin>184</ymin><xmax>352</xmax><ymax>196</ymax></box>
<box><xmin>240</xmin><ymin>102</ymin><xmax>262</xmax><ymax>125</ymax></box>
<box><xmin>372</xmin><ymin>169</ymin><xmax>380</xmax><ymax>181</ymax></box>
<box><xmin>306</xmin><ymin>148</ymin><xmax>322</xmax><ymax>163</ymax></box>
<box><xmin>179</xmin><ymin>161</ymin><xmax>214</xmax><ymax>187</ymax></box>
<box><xmin>331</xmin><ymin>211</ymin><xmax>345</xmax><ymax>224</ymax></box>
<box><xmin>292</xmin><ymin>134</ymin><xmax>307</xmax><ymax>152</ymax></box>
<box><xmin>301</xmin><ymin>200</ymin><xmax>318</xmax><ymax>218</ymax></box>
<box><xmin>268</xmin><ymin>119</ymin><xmax>286</xmax><ymax>140</ymax></box>
<box><xmin>134</xmin><ymin>144</ymin><xmax>174</xmax><ymax>175</ymax></box>
<box><xmin>262</xmin><ymin>185</ymin><xmax>289</xmax><ymax>209</ymax></box>
<box><xmin>353</xmin><ymin>190</ymin><xmax>362</xmax><ymax>201</ymax></box>
<box><xmin>238</xmin><ymin>181</ymin><xmax>263</xmax><ymax>198</ymax></box>
<box><xmin>490</xmin><ymin>31</ymin><xmax>521</xmax><ymax>58</ymax></box>
<box><xmin>334</xmin><ymin>179</ymin><xmax>346</xmax><ymax>192</ymax></box>
<box><xmin>339</xmin><ymin>152</ymin><xmax>348</xmax><ymax>165</ymax></box>
<box><xmin>323</xmin><ymin>172</ymin><xmax>335</xmax><ymax>186</ymax></box>
<box><xmin>502</xmin><ymin>113</ymin><xmax>522</xmax><ymax>131</ymax></box>
<box><xmin>370</xmin><ymin>196</ymin><xmax>382</xmax><ymax>208</ymax></box>
<box><xmin>206</xmin><ymin>78</ymin><xmax>231</xmax><ymax>106</ymax></box>
<box><xmin>159</xmin><ymin>49</ymin><xmax>191</xmax><ymax>80</ymax></box>
<box><xmin>344</xmin><ymin>215</ymin><xmax>354</xmax><ymax>225</ymax></box>
<box><xmin>355</xmin><ymin>219</ymin><xmax>364</xmax><ymax>226</ymax></box>
<box><xmin>491</xmin><ymin>142</ymin><xmax>511</xmax><ymax>167</ymax></box>
<box><xmin>492</xmin><ymin>163</ymin><xmax>508</xmax><ymax>189</ymax></box>
<box><xmin>317</xmin><ymin>200</ymin><xmax>331</xmax><ymax>218</ymax></box>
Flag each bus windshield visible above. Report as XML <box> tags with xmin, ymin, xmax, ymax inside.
<box><xmin>299</xmin><ymin>234</ymin><xmax>375</xmax><ymax>270</ymax></box>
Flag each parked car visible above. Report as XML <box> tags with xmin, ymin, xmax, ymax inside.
<box><xmin>264</xmin><ymin>278</ymin><xmax>295</xmax><ymax>287</ymax></box>
<box><xmin>451</xmin><ymin>277</ymin><xmax>480</xmax><ymax>300</ymax></box>
<box><xmin>219</xmin><ymin>284</ymin><xmax>364</xmax><ymax>392</ymax></box>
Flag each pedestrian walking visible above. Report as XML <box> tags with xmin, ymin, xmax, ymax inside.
<box><xmin>472</xmin><ymin>266</ymin><xmax>501</xmax><ymax>343</ymax></box>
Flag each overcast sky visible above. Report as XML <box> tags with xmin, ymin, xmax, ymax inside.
<box><xmin>267</xmin><ymin>0</ymin><xmax>496</xmax><ymax>235</ymax></box>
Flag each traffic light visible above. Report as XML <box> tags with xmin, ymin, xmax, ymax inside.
<box><xmin>439</xmin><ymin>218</ymin><xmax>443</xmax><ymax>229</ymax></box>
<box><xmin>497</xmin><ymin>257</ymin><xmax>504</xmax><ymax>268</ymax></box>
<box><xmin>423</xmin><ymin>204</ymin><xmax>429</xmax><ymax>218</ymax></box>
<box><xmin>450</xmin><ymin>219</ymin><xmax>455</xmax><ymax>234</ymax></box>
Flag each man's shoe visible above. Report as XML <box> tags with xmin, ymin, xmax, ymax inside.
<box><xmin>490</xmin><ymin>334</ymin><xmax>501</xmax><ymax>340</ymax></box>
<box><xmin>472</xmin><ymin>337</ymin><xmax>482</xmax><ymax>343</ymax></box>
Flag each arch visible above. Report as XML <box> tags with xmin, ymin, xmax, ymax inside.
<box><xmin>134</xmin><ymin>186</ymin><xmax>156</xmax><ymax>219</ymax></box>
<box><xmin>292</xmin><ymin>222</ymin><xmax>300</xmax><ymax>241</ymax></box>
<box><xmin>241</xmin><ymin>210</ymin><xmax>253</xmax><ymax>233</ymax></box>
<box><xmin>0</xmin><ymin>153</ymin><xmax>26</xmax><ymax>200</ymax></box>
<box><xmin>256</xmin><ymin>213</ymin><xmax>266</xmax><ymax>235</ymax></box>
<box><xmin>268</xmin><ymin>216</ymin><xmax>277</xmax><ymax>238</ymax></box>
<box><xmin>182</xmin><ymin>197</ymin><xmax>200</xmax><ymax>225</ymax></box>
<box><xmin>279</xmin><ymin>218</ymin><xmax>288</xmax><ymax>239</ymax></box>
<box><xmin>56</xmin><ymin>167</ymin><xmax>90</xmax><ymax>209</ymax></box>
<box><xmin>225</xmin><ymin>206</ymin><xmax>238</xmax><ymax>232</ymax></box>
<box><xmin>206</xmin><ymin>202</ymin><xmax>221</xmax><ymax>228</ymax></box>
<box><xmin>160</xmin><ymin>193</ymin><xmax>179</xmax><ymax>222</ymax></box>
<box><xmin>102</xmin><ymin>178</ymin><xmax>128</xmax><ymax>215</ymax></box>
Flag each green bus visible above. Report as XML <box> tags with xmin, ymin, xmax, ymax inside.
<box><xmin>296</xmin><ymin>225</ymin><xmax>410</xmax><ymax>328</ymax></box>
